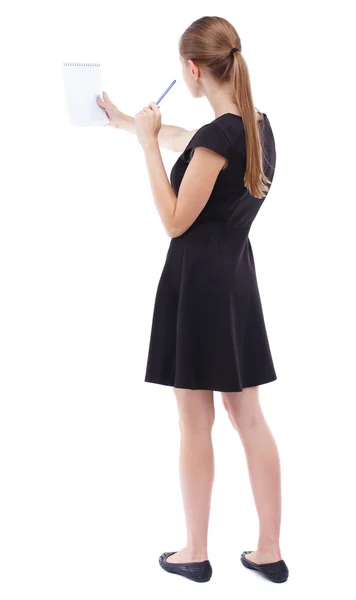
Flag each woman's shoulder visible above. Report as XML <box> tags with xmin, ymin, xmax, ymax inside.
<box><xmin>215</xmin><ymin>111</ymin><xmax>271</xmax><ymax>141</ymax></box>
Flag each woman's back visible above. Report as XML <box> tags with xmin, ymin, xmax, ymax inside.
<box><xmin>170</xmin><ymin>112</ymin><xmax>276</xmax><ymax>238</ymax></box>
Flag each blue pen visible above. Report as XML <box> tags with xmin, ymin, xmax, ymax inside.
<box><xmin>156</xmin><ymin>79</ymin><xmax>176</xmax><ymax>107</ymax></box>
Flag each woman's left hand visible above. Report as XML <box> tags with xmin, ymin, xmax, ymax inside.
<box><xmin>135</xmin><ymin>102</ymin><xmax>162</xmax><ymax>148</ymax></box>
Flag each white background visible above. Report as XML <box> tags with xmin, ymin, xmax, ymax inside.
<box><xmin>1</xmin><ymin>1</ymin><xmax>355</xmax><ymax>598</ymax></box>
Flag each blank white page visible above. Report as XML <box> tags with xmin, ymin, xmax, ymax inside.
<box><xmin>62</xmin><ymin>62</ymin><xmax>109</xmax><ymax>127</ymax></box>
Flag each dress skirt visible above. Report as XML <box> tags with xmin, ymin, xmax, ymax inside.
<box><xmin>144</xmin><ymin>223</ymin><xmax>277</xmax><ymax>392</ymax></box>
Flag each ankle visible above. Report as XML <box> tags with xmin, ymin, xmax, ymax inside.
<box><xmin>257</xmin><ymin>541</ymin><xmax>282</xmax><ymax>559</ymax></box>
<box><xmin>185</xmin><ymin>544</ymin><xmax>208</xmax><ymax>561</ymax></box>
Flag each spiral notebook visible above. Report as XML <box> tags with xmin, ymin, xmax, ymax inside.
<box><xmin>62</xmin><ymin>62</ymin><xmax>109</xmax><ymax>127</ymax></box>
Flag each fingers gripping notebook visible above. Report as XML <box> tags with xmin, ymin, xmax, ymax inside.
<box><xmin>62</xmin><ymin>62</ymin><xmax>109</xmax><ymax>127</ymax></box>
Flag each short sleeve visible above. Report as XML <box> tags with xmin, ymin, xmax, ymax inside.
<box><xmin>182</xmin><ymin>122</ymin><xmax>231</xmax><ymax>164</ymax></box>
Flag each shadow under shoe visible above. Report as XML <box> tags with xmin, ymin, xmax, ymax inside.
<box><xmin>240</xmin><ymin>550</ymin><xmax>289</xmax><ymax>583</ymax></box>
<box><xmin>159</xmin><ymin>551</ymin><xmax>212</xmax><ymax>582</ymax></box>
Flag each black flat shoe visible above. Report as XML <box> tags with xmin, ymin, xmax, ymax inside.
<box><xmin>159</xmin><ymin>551</ymin><xmax>212</xmax><ymax>582</ymax></box>
<box><xmin>240</xmin><ymin>550</ymin><xmax>289</xmax><ymax>583</ymax></box>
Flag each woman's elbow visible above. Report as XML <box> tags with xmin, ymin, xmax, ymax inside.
<box><xmin>167</xmin><ymin>227</ymin><xmax>182</xmax><ymax>238</ymax></box>
<box><xmin>166</xmin><ymin>221</ymin><xmax>186</xmax><ymax>238</ymax></box>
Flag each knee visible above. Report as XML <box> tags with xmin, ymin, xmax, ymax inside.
<box><xmin>178</xmin><ymin>405</ymin><xmax>215</xmax><ymax>435</ymax></box>
<box><xmin>221</xmin><ymin>393</ymin><xmax>238</xmax><ymax>427</ymax></box>
<box><xmin>174</xmin><ymin>388</ymin><xmax>215</xmax><ymax>434</ymax></box>
<box><xmin>221</xmin><ymin>387</ymin><xmax>263</xmax><ymax>430</ymax></box>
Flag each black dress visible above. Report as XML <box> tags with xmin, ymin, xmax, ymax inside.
<box><xmin>144</xmin><ymin>112</ymin><xmax>277</xmax><ymax>392</ymax></box>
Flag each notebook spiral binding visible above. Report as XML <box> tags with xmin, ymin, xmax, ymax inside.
<box><xmin>63</xmin><ymin>62</ymin><xmax>101</xmax><ymax>67</ymax></box>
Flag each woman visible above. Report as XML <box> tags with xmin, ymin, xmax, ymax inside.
<box><xmin>97</xmin><ymin>15</ymin><xmax>288</xmax><ymax>585</ymax></box>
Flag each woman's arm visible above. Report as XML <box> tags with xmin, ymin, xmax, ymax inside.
<box><xmin>142</xmin><ymin>140</ymin><xmax>225</xmax><ymax>238</ymax></box>
<box><xmin>136</xmin><ymin>103</ymin><xmax>228</xmax><ymax>239</ymax></box>
<box><xmin>118</xmin><ymin>111</ymin><xmax>198</xmax><ymax>152</ymax></box>
<box><xmin>97</xmin><ymin>93</ymin><xmax>198</xmax><ymax>151</ymax></box>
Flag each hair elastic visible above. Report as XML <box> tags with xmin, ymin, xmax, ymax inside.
<box><xmin>229</xmin><ymin>47</ymin><xmax>240</xmax><ymax>57</ymax></box>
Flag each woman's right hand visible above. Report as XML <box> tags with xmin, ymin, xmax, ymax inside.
<box><xmin>96</xmin><ymin>91</ymin><xmax>123</xmax><ymax>128</ymax></box>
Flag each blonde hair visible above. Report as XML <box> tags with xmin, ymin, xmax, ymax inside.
<box><xmin>179</xmin><ymin>16</ymin><xmax>272</xmax><ymax>199</ymax></box>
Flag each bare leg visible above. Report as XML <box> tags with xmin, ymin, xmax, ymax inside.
<box><xmin>221</xmin><ymin>386</ymin><xmax>283</xmax><ymax>564</ymax></box>
<box><xmin>166</xmin><ymin>387</ymin><xmax>215</xmax><ymax>563</ymax></box>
